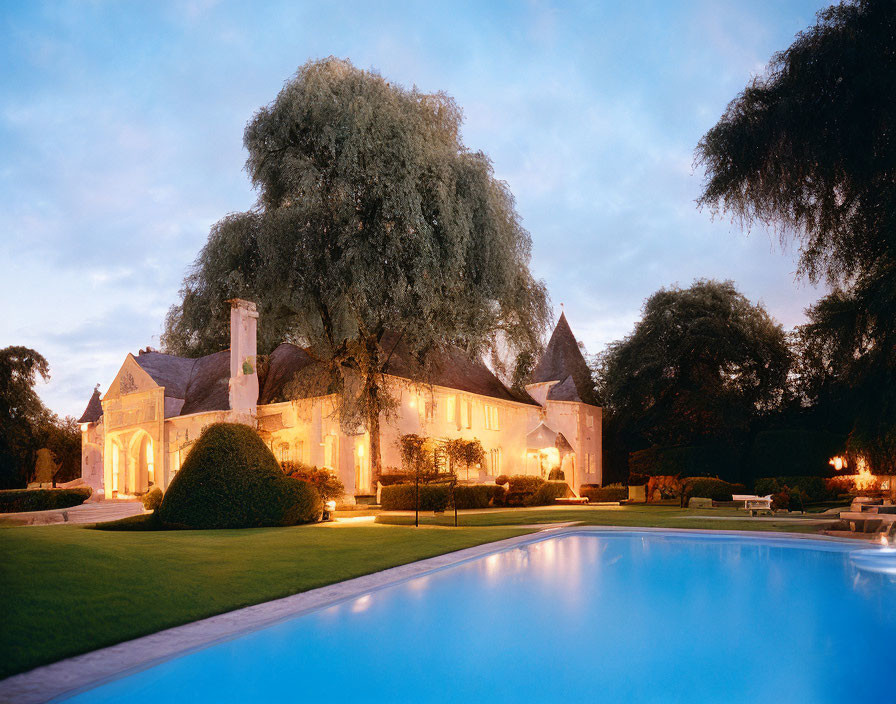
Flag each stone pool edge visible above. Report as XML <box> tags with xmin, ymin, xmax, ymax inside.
<box><xmin>0</xmin><ymin>526</ymin><xmax>860</xmax><ymax>704</ymax></box>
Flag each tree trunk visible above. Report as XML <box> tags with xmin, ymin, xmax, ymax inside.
<box><xmin>363</xmin><ymin>335</ymin><xmax>383</xmax><ymax>484</ymax></box>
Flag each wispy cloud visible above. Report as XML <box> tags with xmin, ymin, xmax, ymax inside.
<box><xmin>0</xmin><ymin>0</ymin><xmax>829</xmax><ymax>416</ymax></box>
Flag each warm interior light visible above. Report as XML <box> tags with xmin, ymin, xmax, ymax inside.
<box><xmin>829</xmin><ymin>456</ymin><xmax>847</xmax><ymax>471</ymax></box>
<box><xmin>357</xmin><ymin>444</ymin><xmax>364</xmax><ymax>457</ymax></box>
<box><xmin>854</xmin><ymin>457</ymin><xmax>875</xmax><ymax>490</ymax></box>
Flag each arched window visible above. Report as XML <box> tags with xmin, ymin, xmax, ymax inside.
<box><xmin>278</xmin><ymin>442</ymin><xmax>291</xmax><ymax>463</ymax></box>
<box><xmin>144</xmin><ymin>437</ymin><xmax>154</xmax><ymax>484</ymax></box>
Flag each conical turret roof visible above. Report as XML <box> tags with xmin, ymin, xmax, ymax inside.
<box><xmin>529</xmin><ymin>313</ymin><xmax>598</xmax><ymax>406</ymax></box>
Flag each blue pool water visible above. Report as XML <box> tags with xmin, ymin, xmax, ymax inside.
<box><xmin>64</xmin><ymin>532</ymin><xmax>896</xmax><ymax>703</ymax></box>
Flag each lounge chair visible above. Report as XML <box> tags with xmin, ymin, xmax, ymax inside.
<box><xmin>733</xmin><ymin>494</ymin><xmax>774</xmax><ymax>516</ymax></box>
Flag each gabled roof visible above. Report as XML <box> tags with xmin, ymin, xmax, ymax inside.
<box><xmin>529</xmin><ymin>312</ymin><xmax>598</xmax><ymax>406</ymax></box>
<box><xmin>77</xmin><ymin>388</ymin><xmax>103</xmax><ymax>424</ymax></box>
<box><xmin>256</xmin><ymin>335</ymin><xmax>539</xmax><ymax>407</ymax></box>
<box><xmin>380</xmin><ymin>331</ymin><xmax>538</xmax><ymax>406</ymax></box>
<box><xmin>134</xmin><ymin>350</ymin><xmax>230</xmax><ymax>416</ymax></box>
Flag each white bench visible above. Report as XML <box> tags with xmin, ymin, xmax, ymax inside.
<box><xmin>733</xmin><ymin>494</ymin><xmax>774</xmax><ymax>516</ymax></box>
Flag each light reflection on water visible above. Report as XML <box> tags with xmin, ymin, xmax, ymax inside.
<box><xmin>64</xmin><ymin>534</ymin><xmax>896</xmax><ymax>704</ymax></box>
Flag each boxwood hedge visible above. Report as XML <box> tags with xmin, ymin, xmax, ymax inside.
<box><xmin>0</xmin><ymin>487</ymin><xmax>92</xmax><ymax>513</ymax></box>
<box><xmin>156</xmin><ymin>423</ymin><xmax>322</xmax><ymax>529</ymax></box>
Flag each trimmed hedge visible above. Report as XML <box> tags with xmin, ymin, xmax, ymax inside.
<box><xmin>580</xmin><ymin>484</ymin><xmax>627</xmax><ymax>502</ymax></box>
<box><xmin>156</xmin><ymin>423</ymin><xmax>322</xmax><ymax>529</ymax></box>
<box><xmin>754</xmin><ymin>476</ymin><xmax>838</xmax><ymax>504</ymax></box>
<box><xmin>380</xmin><ymin>484</ymin><xmax>450</xmax><ymax>511</ymax></box>
<box><xmin>507</xmin><ymin>475</ymin><xmax>545</xmax><ymax>493</ymax></box>
<box><xmin>0</xmin><ymin>487</ymin><xmax>91</xmax><ymax>513</ymax></box>
<box><xmin>452</xmin><ymin>484</ymin><xmax>504</xmax><ymax>510</ymax></box>
<box><xmin>526</xmin><ymin>481</ymin><xmax>571</xmax><ymax>506</ymax></box>
<box><xmin>683</xmin><ymin>477</ymin><xmax>745</xmax><ymax>502</ymax></box>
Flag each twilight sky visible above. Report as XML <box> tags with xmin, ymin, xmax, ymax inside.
<box><xmin>1</xmin><ymin>0</ymin><xmax>830</xmax><ymax>418</ymax></box>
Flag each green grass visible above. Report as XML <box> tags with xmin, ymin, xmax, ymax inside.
<box><xmin>0</xmin><ymin>504</ymin><xmax>841</xmax><ymax>680</ymax></box>
<box><xmin>375</xmin><ymin>504</ymin><xmax>837</xmax><ymax>534</ymax></box>
<box><xmin>0</xmin><ymin>522</ymin><xmax>528</xmax><ymax>679</ymax></box>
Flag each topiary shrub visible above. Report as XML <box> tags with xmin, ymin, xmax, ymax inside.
<box><xmin>580</xmin><ymin>483</ymin><xmax>628</xmax><ymax>502</ymax></box>
<box><xmin>548</xmin><ymin>468</ymin><xmax>565</xmax><ymax>481</ymax></box>
<box><xmin>156</xmin><ymin>423</ymin><xmax>322</xmax><ymax>529</ymax></box>
<box><xmin>451</xmin><ymin>484</ymin><xmax>505</xmax><ymax>510</ymax></box>
<box><xmin>495</xmin><ymin>474</ymin><xmax>509</xmax><ymax>486</ymax></box>
<box><xmin>0</xmin><ymin>487</ymin><xmax>91</xmax><ymax>513</ymax></box>
<box><xmin>380</xmin><ymin>484</ymin><xmax>450</xmax><ymax>511</ymax></box>
<box><xmin>525</xmin><ymin>481</ymin><xmax>571</xmax><ymax>506</ymax></box>
<box><xmin>142</xmin><ymin>487</ymin><xmax>163</xmax><ymax>511</ymax></box>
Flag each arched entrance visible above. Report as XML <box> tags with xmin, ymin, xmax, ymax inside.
<box><xmin>128</xmin><ymin>430</ymin><xmax>155</xmax><ymax>493</ymax></box>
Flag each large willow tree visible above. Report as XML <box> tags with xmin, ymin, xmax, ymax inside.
<box><xmin>163</xmin><ymin>58</ymin><xmax>550</xmax><ymax>477</ymax></box>
<box><xmin>695</xmin><ymin>1</ymin><xmax>896</xmax><ymax>472</ymax></box>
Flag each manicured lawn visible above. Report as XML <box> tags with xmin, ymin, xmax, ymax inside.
<box><xmin>0</xmin><ymin>522</ymin><xmax>528</xmax><ymax>679</ymax></box>
<box><xmin>375</xmin><ymin>504</ymin><xmax>837</xmax><ymax>534</ymax></box>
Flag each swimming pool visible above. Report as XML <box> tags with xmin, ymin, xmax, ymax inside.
<box><xmin>62</xmin><ymin>531</ymin><xmax>895</xmax><ymax>703</ymax></box>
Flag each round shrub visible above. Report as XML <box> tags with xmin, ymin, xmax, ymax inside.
<box><xmin>548</xmin><ymin>468</ymin><xmax>565</xmax><ymax>481</ymax></box>
<box><xmin>142</xmin><ymin>487</ymin><xmax>163</xmax><ymax>511</ymax></box>
<box><xmin>495</xmin><ymin>474</ymin><xmax>509</xmax><ymax>486</ymax></box>
<box><xmin>156</xmin><ymin>423</ymin><xmax>322</xmax><ymax>529</ymax></box>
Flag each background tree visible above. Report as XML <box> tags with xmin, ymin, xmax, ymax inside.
<box><xmin>596</xmin><ymin>280</ymin><xmax>790</xmax><ymax>463</ymax></box>
<box><xmin>163</xmin><ymin>58</ymin><xmax>550</xmax><ymax>479</ymax></box>
<box><xmin>695</xmin><ymin>0</ymin><xmax>895</xmax><ymax>286</ymax></box>
<box><xmin>0</xmin><ymin>347</ymin><xmax>53</xmax><ymax>488</ymax></box>
<box><xmin>696</xmin><ymin>0</ymin><xmax>896</xmax><ymax>472</ymax></box>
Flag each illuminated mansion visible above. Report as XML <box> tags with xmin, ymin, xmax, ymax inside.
<box><xmin>78</xmin><ymin>300</ymin><xmax>602</xmax><ymax>500</ymax></box>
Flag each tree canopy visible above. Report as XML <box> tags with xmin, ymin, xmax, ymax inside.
<box><xmin>0</xmin><ymin>346</ymin><xmax>79</xmax><ymax>489</ymax></box>
<box><xmin>163</xmin><ymin>58</ymin><xmax>550</xmax><ymax>475</ymax></box>
<box><xmin>696</xmin><ymin>0</ymin><xmax>896</xmax><ymax>286</ymax></box>
<box><xmin>696</xmin><ymin>0</ymin><xmax>896</xmax><ymax>474</ymax></box>
<box><xmin>597</xmin><ymin>280</ymin><xmax>790</xmax><ymax>449</ymax></box>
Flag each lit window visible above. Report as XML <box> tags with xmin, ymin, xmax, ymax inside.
<box><xmin>446</xmin><ymin>396</ymin><xmax>456</xmax><ymax>423</ymax></box>
<box><xmin>485</xmin><ymin>405</ymin><xmax>500</xmax><ymax>430</ymax></box>
<box><xmin>295</xmin><ymin>440</ymin><xmax>304</xmax><ymax>464</ymax></box>
<box><xmin>111</xmin><ymin>446</ymin><xmax>119</xmax><ymax>492</ymax></box>
<box><xmin>279</xmin><ymin>442</ymin><xmax>290</xmax><ymax>463</ymax></box>
<box><xmin>145</xmin><ymin>438</ymin><xmax>154</xmax><ymax>483</ymax></box>
<box><xmin>324</xmin><ymin>435</ymin><xmax>337</xmax><ymax>470</ymax></box>
<box><xmin>460</xmin><ymin>399</ymin><xmax>472</xmax><ymax>428</ymax></box>
<box><xmin>490</xmin><ymin>448</ymin><xmax>502</xmax><ymax>475</ymax></box>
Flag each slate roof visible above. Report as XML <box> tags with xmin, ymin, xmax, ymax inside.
<box><xmin>529</xmin><ymin>312</ymin><xmax>599</xmax><ymax>406</ymax></box>
<box><xmin>113</xmin><ymin>332</ymin><xmax>534</xmax><ymax>420</ymax></box>
<box><xmin>134</xmin><ymin>350</ymin><xmax>230</xmax><ymax>416</ymax></box>
<box><xmin>77</xmin><ymin>388</ymin><xmax>103</xmax><ymax>423</ymax></box>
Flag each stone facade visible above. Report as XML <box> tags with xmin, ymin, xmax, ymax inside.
<box><xmin>78</xmin><ymin>302</ymin><xmax>602</xmax><ymax>499</ymax></box>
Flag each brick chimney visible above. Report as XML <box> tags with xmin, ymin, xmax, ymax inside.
<box><xmin>228</xmin><ymin>299</ymin><xmax>259</xmax><ymax>416</ymax></box>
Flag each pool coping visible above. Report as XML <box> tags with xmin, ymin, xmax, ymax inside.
<box><xmin>0</xmin><ymin>526</ymin><xmax>869</xmax><ymax>703</ymax></box>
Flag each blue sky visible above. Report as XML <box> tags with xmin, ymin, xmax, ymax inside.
<box><xmin>1</xmin><ymin>0</ymin><xmax>829</xmax><ymax>418</ymax></box>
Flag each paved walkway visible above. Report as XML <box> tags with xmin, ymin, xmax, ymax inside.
<box><xmin>0</xmin><ymin>501</ymin><xmax>144</xmax><ymax>527</ymax></box>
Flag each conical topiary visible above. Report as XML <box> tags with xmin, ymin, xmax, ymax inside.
<box><xmin>156</xmin><ymin>422</ymin><xmax>322</xmax><ymax>529</ymax></box>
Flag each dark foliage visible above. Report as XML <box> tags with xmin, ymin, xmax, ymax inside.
<box><xmin>156</xmin><ymin>423</ymin><xmax>322</xmax><ymax>529</ymax></box>
<box><xmin>379</xmin><ymin>484</ymin><xmax>450</xmax><ymax>511</ymax></box>
<box><xmin>142</xmin><ymin>487</ymin><xmax>163</xmax><ymax>511</ymax></box>
<box><xmin>682</xmin><ymin>477</ymin><xmax>744</xmax><ymax>502</ymax></box>
<box><xmin>580</xmin><ymin>485</ymin><xmax>628</xmax><ymax>502</ymax></box>
<box><xmin>597</xmin><ymin>280</ymin><xmax>790</xmax><ymax>451</ymax></box>
<box><xmin>696</xmin><ymin>0</ymin><xmax>896</xmax><ymax>286</ymax></box>
<box><xmin>451</xmin><ymin>484</ymin><xmax>505</xmax><ymax>510</ymax></box>
<box><xmin>0</xmin><ymin>487</ymin><xmax>91</xmax><ymax>513</ymax></box>
<box><xmin>525</xmin><ymin>481</ymin><xmax>571</xmax><ymax>506</ymax></box>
